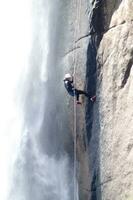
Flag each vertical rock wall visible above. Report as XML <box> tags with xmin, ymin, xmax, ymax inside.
<box><xmin>88</xmin><ymin>0</ymin><xmax>133</xmax><ymax>199</ymax></box>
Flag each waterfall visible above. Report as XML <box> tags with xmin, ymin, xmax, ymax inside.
<box><xmin>0</xmin><ymin>0</ymin><xmax>74</xmax><ymax>200</ymax></box>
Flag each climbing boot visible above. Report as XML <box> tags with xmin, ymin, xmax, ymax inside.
<box><xmin>90</xmin><ymin>95</ymin><xmax>96</xmax><ymax>102</ymax></box>
<box><xmin>76</xmin><ymin>101</ymin><xmax>82</xmax><ymax>105</ymax></box>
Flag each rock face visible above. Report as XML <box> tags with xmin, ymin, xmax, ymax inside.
<box><xmin>44</xmin><ymin>0</ymin><xmax>133</xmax><ymax>199</ymax></box>
<box><xmin>88</xmin><ymin>0</ymin><xmax>133</xmax><ymax>199</ymax></box>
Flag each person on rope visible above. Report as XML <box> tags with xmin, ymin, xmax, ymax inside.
<box><xmin>63</xmin><ymin>73</ymin><xmax>96</xmax><ymax>105</ymax></box>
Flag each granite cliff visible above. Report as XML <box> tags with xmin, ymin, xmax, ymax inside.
<box><xmin>44</xmin><ymin>0</ymin><xmax>133</xmax><ymax>199</ymax></box>
<box><xmin>87</xmin><ymin>0</ymin><xmax>133</xmax><ymax>199</ymax></box>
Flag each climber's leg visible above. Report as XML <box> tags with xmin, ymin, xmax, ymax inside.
<box><xmin>76</xmin><ymin>89</ymin><xmax>96</xmax><ymax>102</ymax></box>
<box><xmin>74</xmin><ymin>90</ymin><xmax>82</xmax><ymax>105</ymax></box>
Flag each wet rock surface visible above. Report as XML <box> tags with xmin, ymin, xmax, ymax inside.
<box><xmin>43</xmin><ymin>0</ymin><xmax>91</xmax><ymax>199</ymax></box>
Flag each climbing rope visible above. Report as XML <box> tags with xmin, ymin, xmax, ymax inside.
<box><xmin>73</xmin><ymin>16</ymin><xmax>77</xmax><ymax>200</ymax></box>
<box><xmin>73</xmin><ymin>0</ymin><xmax>81</xmax><ymax>199</ymax></box>
<box><xmin>73</xmin><ymin>0</ymin><xmax>77</xmax><ymax>198</ymax></box>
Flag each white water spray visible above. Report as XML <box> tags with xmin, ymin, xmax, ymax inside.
<box><xmin>0</xmin><ymin>0</ymin><xmax>74</xmax><ymax>200</ymax></box>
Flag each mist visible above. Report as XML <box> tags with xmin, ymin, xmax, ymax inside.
<box><xmin>0</xmin><ymin>0</ymin><xmax>74</xmax><ymax>200</ymax></box>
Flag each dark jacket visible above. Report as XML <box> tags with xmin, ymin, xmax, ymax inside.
<box><xmin>64</xmin><ymin>80</ymin><xmax>75</xmax><ymax>96</ymax></box>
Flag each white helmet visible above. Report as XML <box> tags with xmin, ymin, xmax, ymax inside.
<box><xmin>63</xmin><ymin>73</ymin><xmax>72</xmax><ymax>81</ymax></box>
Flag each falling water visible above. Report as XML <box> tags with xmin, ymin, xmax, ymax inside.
<box><xmin>0</xmin><ymin>0</ymin><xmax>75</xmax><ymax>200</ymax></box>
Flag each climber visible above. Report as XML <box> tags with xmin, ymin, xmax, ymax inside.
<box><xmin>63</xmin><ymin>73</ymin><xmax>96</xmax><ymax>105</ymax></box>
